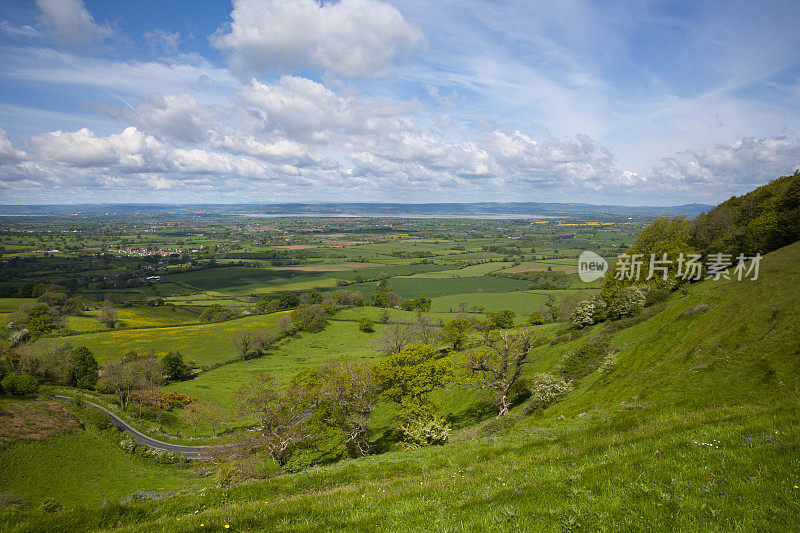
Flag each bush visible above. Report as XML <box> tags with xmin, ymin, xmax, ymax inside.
<box><xmin>400</xmin><ymin>415</ymin><xmax>451</xmax><ymax>448</ymax></box>
<box><xmin>558</xmin><ymin>336</ymin><xmax>612</xmax><ymax>381</ymax></box>
<box><xmin>527</xmin><ymin>311</ymin><xmax>546</xmax><ymax>325</ymax></box>
<box><xmin>358</xmin><ymin>317</ymin><xmax>375</xmax><ymax>333</ymax></box>
<box><xmin>85</xmin><ymin>408</ymin><xmax>112</xmax><ymax>430</ymax></box>
<box><xmin>607</xmin><ymin>285</ymin><xmax>646</xmax><ymax>320</ymax></box>
<box><xmin>1</xmin><ymin>373</ymin><xmax>39</xmax><ymax>396</ymax></box>
<box><xmin>598</xmin><ymin>351</ymin><xmax>618</xmax><ymax>374</ymax></box>
<box><xmin>526</xmin><ymin>373</ymin><xmax>573</xmax><ymax>413</ymax></box>
<box><xmin>571</xmin><ymin>296</ymin><xmax>607</xmax><ymax>327</ymax></box>
<box><xmin>38</xmin><ymin>497</ymin><xmax>63</xmax><ymax>514</ymax></box>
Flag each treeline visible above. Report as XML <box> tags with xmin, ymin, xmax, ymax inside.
<box><xmin>691</xmin><ymin>171</ymin><xmax>800</xmax><ymax>256</ymax></box>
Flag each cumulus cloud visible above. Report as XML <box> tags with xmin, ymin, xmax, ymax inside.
<box><xmin>102</xmin><ymin>94</ymin><xmax>216</xmax><ymax>144</ymax></box>
<box><xmin>27</xmin><ymin>127</ymin><xmax>166</xmax><ymax>170</ymax></box>
<box><xmin>35</xmin><ymin>0</ymin><xmax>115</xmax><ymax>46</ymax></box>
<box><xmin>651</xmin><ymin>137</ymin><xmax>800</xmax><ymax>192</ymax></box>
<box><xmin>211</xmin><ymin>0</ymin><xmax>426</xmax><ymax>78</ymax></box>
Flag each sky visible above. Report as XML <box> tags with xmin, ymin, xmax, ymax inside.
<box><xmin>0</xmin><ymin>0</ymin><xmax>798</xmax><ymax>206</ymax></box>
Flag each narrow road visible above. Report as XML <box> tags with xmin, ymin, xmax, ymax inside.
<box><xmin>53</xmin><ymin>395</ymin><xmax>232</xmax><ymax>458</ymax></box>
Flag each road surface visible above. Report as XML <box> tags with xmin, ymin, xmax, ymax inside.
<box><xmin>53</xmin><ymin>395</ymin><xmax>231</xmax><ymax>458</ymax></box>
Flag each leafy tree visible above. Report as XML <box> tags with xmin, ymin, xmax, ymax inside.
<box><xmin>278</xmin><ymin>291</ymin><xmax>300</xmax><ymax>310</ymax></box>
<box><xmin>527</xmin><ymin>311</ymin><xmax>546</xmax><ymax>325</ymax></box>
<box><xmin>291</xmin><ymin>304</ymin><xmax>328</xmax><ymax>332</ymax></box>
<box><xmin>292</xmin><ymin>359</ymin><xmax>380</xmax><ymax>457</ymax></box>
<box><xmin>412</xmin><ymin>296</ymin><xmax>432</xmax><ymax>313</ymax></box>
<box><xmin>1</xmin><ymin>373</ymin><xmax>39</xmax><ymax>395</ymax></box>
<box><xmin>358</xmin><ymin>317</ymin><xmax>375</xmax><ymax>333</ymax></box>
<box><xmin>161</xmin><ymin>350</ymin><xmax>192</xmax><ymax>381</ymax></box>
<box><xmin>68</xmin><ymin>347</ymin><xmax>99</xmax><ymax>389</ymax></box>
<box><xmin>372</xmin><ymin>344</ymin><xmax>449</xmax><ymax>424</ymax></box>
<box><xmin>439</xmin><ymin>317</ymin><xmax>473</xmax><ymax>350</ymax></box>
<box><xmin>486</xmin><ymin>310</ymin><xmax>516</xmax><ymax>329</ymax></box>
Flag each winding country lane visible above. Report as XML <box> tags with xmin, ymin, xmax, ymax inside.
<box><xmin>53</xmin><ymin>395</ymin><xmax>231</xmax><ymax>458</ymax></box>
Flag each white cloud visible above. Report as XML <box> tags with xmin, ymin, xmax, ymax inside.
<box><xmin>35</xmin><ymin>0</ymin><xmax>115</xmax><ymax>46</ymax></box>
<box><xmin>651</xmin><ymin>137</ymin><xmax>800</xmax><ymax>193</ymax></box>
<box><xmin>28</xmin><ymin>127</ymin><xmax>166</xmax><ymax>170</ymax></box>
<box><xmin>211</xmin><ymin>0</ymin><xmax>425</xmax><ymax>78</ymax></box>
<box><xmin>0</xmin><ymin>128</ymin><xmax>28</xmax><ymax>163</ymax></box>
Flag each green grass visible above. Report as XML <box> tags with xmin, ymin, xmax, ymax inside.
<box><xmin>399</xmin><ymin>262</ymin><xmax>513</xmax><ymax>278</ymax></box>
<box><xmin>5</xmin><ymin>242</ymin><xmax>799</xmax><ymax>532</ymax></box>
<box><xmin>0</xmin><ymin>424</ymin><xmax>204</xmax><ymax>509</ymax></box>
<box><xmin>162</xmin><ymin>320</ymin><xmax>385</xmax><ymax>407</ymax></box>
<box><xmin>0</xmin><ymin>298</ymin><xmax>34</xmax><ymax>312</ymax></box>
<box><xmin>35</xmin><ymin>312</ymin><xmax>289</xmax><ymax>367</ymax></box>
<box><xmin>165</xmin><ymin>267</ymin><xmax>333</xmax><ymax>295</ymax></box>
<box><xmin>347</xmin><ymin>276</ymin><xmax>530</xmax><ymax>299</ymax></box>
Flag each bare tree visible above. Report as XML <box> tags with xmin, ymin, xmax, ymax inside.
<box><xmin>371</xmin><ymin>321</ymin><xmax>415</xmax><ymax>355</ymax></box>
<box><xmin>231</xmin><ymin>330</ymin><xmax>256</xmax><ymax>360</ymax></box>
<box><xmin>100</xmin><ymin>300</ymin><xmax>118</xmax><ymax>328</ymax></box>
<box><xmin>198</xmin><ymin>401</ymin><xmax>228</xmax><ymax>437</ymax></box>
<box><xmin>413</xmin><ymin>314</ymin><xmax>442</xmax><ymax>345</ymax></box>
<box><xmin>275</xmin><ymin>316</ymin><xmax>296</xmax><ymax>337</ymax></box>
<box><xmin>463</xmin><ymin>328</ymin><xmax>536</xmax><ymax>417</ymax></box>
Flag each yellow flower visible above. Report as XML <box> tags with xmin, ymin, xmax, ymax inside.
<box><xmin>225</xmin><ymin>526</ymin><xmax>230</xmax><ymax>529</ymax></box>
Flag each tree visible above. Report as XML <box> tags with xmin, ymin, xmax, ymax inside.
<box><xmin>291</xmin><ymin>304</ymin><xmax>328</xmax><ymax>332</ymax></box>
<box><xmin>198</xmin><ymin>401</ymin><xmax>228</xmax><ymax>437</ymax></box>
<box><xmin>161</xmin><ymin>350</ymin><xmax>191</xmax><ymax>381</ymax></box>
<box><xmin>1</xmin><ymin>373</ymin><xmax>38</xmax><ymax>395</ymax></box>
<box><xmin>275</xmin><ymin>316</ymin><xmax>296</xmax><ymax>337</ymax></box>
<box><xmin>278</xmin><ymin>291</ymin><xmax>300</xmax><ymax>310</ymax></box>
<box><xmin>96</xmin><ymin>356</ymin><xmax>162</xmax><ymax>409</ymax></box>
<box><xmin>439</xmin><ymin>318</ymin><xmax>473</xmax><ymax>350</ymax></box>
<box><xmin>462</xmin><ymin>328</ymin><xmax>536</xmax><ymax>417</ymax></box>
<box><xmin>413</xmin><ymin>314</ymin><xmax>441</xmax><ymax>345</ymax></box>
<box><xmin>233</xmin><ymin>372</ymin><xmax>311</xmax><ymax>466</ymax></box>
<box><xmin>292</xmin><ymin>359</ymin><xmax>380</xmax><ymax>457</ymax></box>
<box><xmin>68</xmin><ymin>347</ymin><xmax>99</xmax><ymax>389</ymax></box>
<box><xmin>358</xmin><ymin>317</ymin><xmax>375</xmax><ymax>333</ymax></box>
<box><xmin>372</xmin><ymin>344</ymin><xmax>449</xmax><ymax>425</ymax></box>
<box><xmin>371</xmin><ymin>322</ymin><xmax>415</xmax><ymax>355</ymax></box>
<box><xmin>100</xmin><ymin>301</ymin><xmax>118</xmax><ymax>328</ymax></box>
<box><xmin>527</xmin><ymin>311</ymin><xmax>546</xmax><ymax>325</ymax></box>
<box><xmin>412</xmin><ymin>296</ymin><xmax>432</xmax><ymax>313</ymax></box>
<box><xmin>486</xmin><ymin>310</ymin><xmax>516</xmax><ymax>329</ymax></box>
<box><xmin>232</xmin><ymin>330</ymin><xmax>257</xmax><ymax>360</ymax></box>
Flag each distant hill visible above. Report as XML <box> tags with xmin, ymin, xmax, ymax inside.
<box><xmin>0</xmin><ymin>202</ymin><xmax>713</xmax><ymax>218</ymax></box>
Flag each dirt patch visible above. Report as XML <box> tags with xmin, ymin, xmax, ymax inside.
<box><xmin>276</xmin><ymin>262</ymin><xmax>385</xmax><ymax>272</ymax></box>
<box><xmin>0</xmin><ymin>400</ymin><xmax>82</xmax><ymax>447</ymax></box>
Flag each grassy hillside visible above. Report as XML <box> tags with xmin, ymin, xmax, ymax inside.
<box><xmin>7</xmin><ymin>241</ymin><xmax>799</xmax><ymax>531</ymax></box>
<box><xmin>0</xmin><ymin>400</ymin><xmax>205</xmax><ymax>509</ymax></box>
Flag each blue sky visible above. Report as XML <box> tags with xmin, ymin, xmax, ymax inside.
<box><xmin>0</xmin><ymin>0</ymin><xmax>798</xmax><ymax>205</ymax></box>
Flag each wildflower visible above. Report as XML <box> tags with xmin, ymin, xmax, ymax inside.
<box><xmin>225</xmin><ymin>526</ymin><xmax>230</xmax><ymax>529</ymax></box>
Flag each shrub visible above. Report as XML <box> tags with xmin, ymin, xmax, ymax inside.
<box><xmin>526</xmin><ymin>373</ymin><xmax>573</xmax><ymax>412</ymax></box>
<box><xmin>527</xmin><ymin>311</ymin><xmax>546</xmax><ymax>325</ymax></box>
<box><xmin>558</xmin><ymin>336</ymin><xmax>612</xmax><ymax>381</ymax></box>
<box><xmin>38</xmin><ymin>497</ymin><xmax>63</xmax><ymax>514</ymax></box>
<box><xmin>8</xmin><ymin>328</ymin><xmax>30</xmax><ymax>346</ymax></box>
<box><xmin>358</xmin><ymin>317</ymin><xmax>375</xmax><ymax>333</ymax></box>
<box><xmin>608</xmin><ymin>285</ymin><xmax>646</xmax><ymax>320</ymax></box>
<box><xmin>400</xmin><ymin>415</ymin><xmax>451</xmax><ymax>448</ymax></box>
<box><xmin>598</xmin><ymin>351</ymin><xmax>618</xmax><ymax>374</ymax></box>
<box><xmin>1</xmin><ymin>373</ymin><xmax>39</xmax><ymax>396</ymax></box>
<box><xmin>571</xmin><ymin>296</ymin><xmax>607</xmax><ymax>327</ymax></box>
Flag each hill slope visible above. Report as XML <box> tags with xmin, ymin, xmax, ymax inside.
<box><xmin>5</xmin><ymin>242</ymin><xmax>800</xmax><ymax>532</ymax></box>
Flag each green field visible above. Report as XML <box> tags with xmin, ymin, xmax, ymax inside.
<box><xmin>162</xmin><ymin>319</ymin><xmax>385</xmax><ymax>406</ymax></box>
<box><xmin>398</xmin><ymin>262</ymin><xmax>512</xmax><ymax>278</ymax></box>
<box><xmin>36</xmin><ymin>312</ymin><xmax>290</xmax><ymax>367</ymax></box>
<box><xmin>347</xmin><ymin>275</ymin><xmax>531</xmax><ymax>299</ymax></box>
<box><xmin>0</xmin><ymin>298</ymin><xmax>35</xmax><ymax>312</ymax></box>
